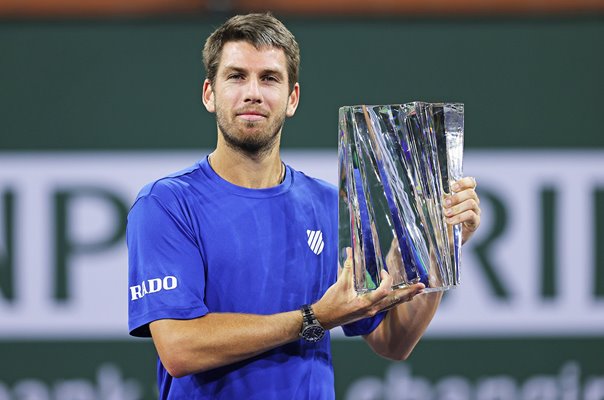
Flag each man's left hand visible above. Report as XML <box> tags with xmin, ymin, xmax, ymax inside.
<box><xmin>444</xmin><ymin>176</ymin><xmax>481</xmax><ymax>244</ymax></box>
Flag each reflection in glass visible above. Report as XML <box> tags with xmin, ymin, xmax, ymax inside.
<box><xmin>338</xmin><ymin>102</ymin><xmax>464</xmax><ymax>293</ymax></box>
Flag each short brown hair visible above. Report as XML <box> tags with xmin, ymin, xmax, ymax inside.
<box><xmin>202</xmin><ymin>13</ymin><xmax>300</xmax><ymax>92</ymax></box>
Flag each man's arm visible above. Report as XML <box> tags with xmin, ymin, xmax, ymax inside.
<box><xmin>362</xmin><ymin>176</ymin><xmax>481</xmax><ymax>360</ymax></box>
<box><xmin>150</xmin><ymin>259</ymin><xmax>424</xmax><ymax>378</ymax></box>
<box><xmin>363</xmin><ymin>288</ymin><xmax>442</xmax><ymax>360</ymax></box>
<box><xmin>150</xmin><ymin>312</ymin><xmax>301</xmax><ymax>377</ymax></box>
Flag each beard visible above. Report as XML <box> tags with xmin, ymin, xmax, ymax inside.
<box><xmin>216</xmin><ymin>105</ymin><xmax>287</xmax><ymax>157</ymax></box>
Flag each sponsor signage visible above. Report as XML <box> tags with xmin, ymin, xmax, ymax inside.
<box><xmin>0</xmin><ymin>150</ymin><xmax>602</xmax><ymax>338</ymax></box>
<box><xmin>129</xmin><ymin>276</ymin><xmax>178</xmax><ymax>301</ymax></box>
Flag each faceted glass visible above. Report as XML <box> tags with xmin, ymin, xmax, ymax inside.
<box><xmin>338</xmin><ymin>102</ymin><xmax>464</xmax><ymax>293</ymax></box>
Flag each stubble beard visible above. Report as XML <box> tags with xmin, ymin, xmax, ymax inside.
<box><xmin>216</xmin><ymin>107</ymin><xmax>287</xmax><ymax>158</ymax></box>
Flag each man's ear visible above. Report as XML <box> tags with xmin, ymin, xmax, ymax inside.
<box><xmin>286</xmin><ymin>82</ymin><xmax>300</xmax><ymax>118</ymax></box>
<box><xmin>202</xmin><ymin>79</ymin><xmax>215</xmax><ymax>113</ymax></box>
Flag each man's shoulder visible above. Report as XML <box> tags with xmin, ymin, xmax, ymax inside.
<box><xmin>290</xmin><ymin>167</ymin><xmax>337</xmax><ymax>196</ymax></box>
<box><xmin>134</xmin><ymin>161</ymin><xmax>204</xmax><ymax>205</ymax></box>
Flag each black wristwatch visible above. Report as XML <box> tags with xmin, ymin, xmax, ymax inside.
<box><xmin>299</xmin><ymin>304</ymin><xmax>325</xmax><ymax>343</ymax></box>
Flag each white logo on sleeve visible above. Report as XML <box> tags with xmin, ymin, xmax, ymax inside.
<box><xmin>129</xmin><ymin>276</ymin><xmax>178</xmax><ymax>301</ymax></box>
<box><xmin>306</xmin><ymin>229</ymin><xmax>324</xmax><ymax>255</ymax></box>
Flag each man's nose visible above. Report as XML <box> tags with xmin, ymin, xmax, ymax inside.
<box><xmin>243</xmin><ymin>78</ymin><xmax>263</xmax><ymax>103</ymax></box>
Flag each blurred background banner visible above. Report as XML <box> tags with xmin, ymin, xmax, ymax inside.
<box><xmin>1</xmin><ymin>0</ymin><xmax>604</xmax><ymax>17</ymax></box>
<box><xmin>1</xmin><ymin>3</ymin><xmax>603</xmax><ymax>400</ymax></box>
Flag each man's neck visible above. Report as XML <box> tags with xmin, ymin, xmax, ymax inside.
<box><xmin>209</xmin><ymin>142</ymin><xmax>284</xmax><ymax>189</ymax></box>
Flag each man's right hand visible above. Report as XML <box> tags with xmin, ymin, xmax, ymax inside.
<box><xmin>312</xmin><ymin>248</ymin><xmax>425</xmax><ymax>330</ymax></box>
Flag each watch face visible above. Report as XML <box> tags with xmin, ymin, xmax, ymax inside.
<box><xmin>302</xmin><ymin>325</ymin><xmax>325</xmax><ymax>343</ymax></box>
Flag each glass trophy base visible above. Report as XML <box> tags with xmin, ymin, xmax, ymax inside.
<box><xmin>355</xmin><ymin>282</ymin><xmax>455</xmax><ymax>295</ymax></box>
<box><xmin>391</xmin><ymin>281</ymin><xmax>455</xmax><ymax>293</ymax></box>
<box><xmin>421</xmin><ymin>285</ymin><xmax>454</xmax><ymax>293</ymax></box>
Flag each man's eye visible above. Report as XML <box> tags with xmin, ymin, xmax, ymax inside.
<box><xmin>263</xmin><ymin>76</ymin><xmax>278</xmax><ymax>82</ymax></box>
<box><xmin>228</xmin><ymin>74</ymin><xmax>243</xmax><ymax>80</ymax></box>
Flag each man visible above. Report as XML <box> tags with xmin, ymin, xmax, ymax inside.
<box><xmin>127</xmin><ymin>13</ymin><xmax>481</xmax><ymax>399</ymax></box>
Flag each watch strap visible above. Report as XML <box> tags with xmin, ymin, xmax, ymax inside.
<box><xmin>301</xmin><ymin>304</ymin><xmax>317</xmax><ymax>325</ymax></box>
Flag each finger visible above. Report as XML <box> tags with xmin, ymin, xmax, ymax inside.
<box><xmin>444</xmin><ymin>198</ymin><xmax>481</xmax><ymax>220</ymax></box>
<box><xmin>392</xmin><ymin>283</ymin><xmax>425</xmax><ymax>302</ymax></box>
<box><xmin>338</xmin><ymin>247</ymin><xmax>354</xmax><ymax>284</ymax></box>
<box><xmin>446</xmin><ymin>209</ymin><xmax>481</xmax><ymax>231</ymax></box>
<box><xmin>376</xmin><ymin>269</ymin><xmax>394</xmax><ymax>299</ymax></box>
<box><xmin>379</xmin><ymin>268</ymin><xmax>394</xmax><ymax>290</ymax></box>
<box><xmin>382</xmin><ymin>283</ymin><xmax>425</xmax><ymax>310</ymax></box>
<box><xmin>451</xmin><ymin>176</ymin><xmax>477</xmax><ymax>192</ymax></box>
<box><xmin>339</xmin><ymin>247</ymin><xmax>353</xmax><ymax>270</ymax></box>
<box><xmin>462</xmin><ymin>211</ymin><xmax>481</xmax><ymax>231</ymax></box>
<box><xmin>360</xmin><ymin>269</ymin><xmax>393</xmax><ymax>304</ymax></box>
<box><xmin>445</xmin><ymin>187</ymin><xmax>479</xmax><ymax>209</ymax></box>
<box><xmin>341</xmin><ymin>252</ymin><xmax>352</xmax><ymax>268</ymax></box>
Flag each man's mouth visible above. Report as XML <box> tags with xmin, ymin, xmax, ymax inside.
<box><xmin>236</xmin><ymin>110</ymin><xmax>267</xmax><ymax>122</ymax></box>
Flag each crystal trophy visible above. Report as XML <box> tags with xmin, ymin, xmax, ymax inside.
<box><xmin>338</xmin><ymin>102</ymin><xmax>464</xmax><ymax>293</ymax></box>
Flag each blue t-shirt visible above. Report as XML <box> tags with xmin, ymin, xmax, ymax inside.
<box><xmin>127</xmin><ymin>157</ymin><xmax>384</xmax><ymax>399</ymax></box>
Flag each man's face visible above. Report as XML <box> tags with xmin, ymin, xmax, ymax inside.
<box><xmin>202</xmin><ymin>41</ymin><xmax>300</xmax><ymax>155</ymax></box>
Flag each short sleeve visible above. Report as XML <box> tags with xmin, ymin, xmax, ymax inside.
<box><xmin>341</xmin><ymin>312</ymin><xmax>386</xmax><ymax>337</ymax></box>
<box><xmin>127</xmin><ymin>192</ymin><xmax>208</xmax><ymax>337</ymax></box>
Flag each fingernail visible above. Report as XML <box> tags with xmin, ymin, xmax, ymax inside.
<box><xmin>452</xmin><ymin>183</ymin><xmax>460</xmax><ymax>191</ymax></box>
<box><xmin>445</xmin><ymin>199</ymin><xmax>451</xmax><ymax>206</ymax></box>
